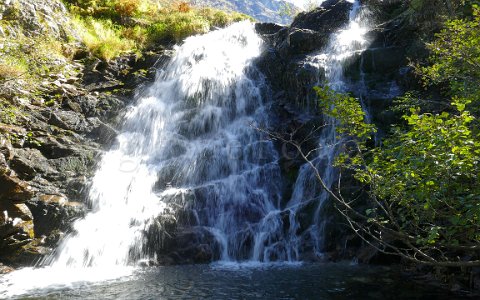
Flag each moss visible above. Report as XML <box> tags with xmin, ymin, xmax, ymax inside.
<box><xmin>0</xmin><ymin>33</ymin><xmax>73</xmax><ymax>83</ymax></box>
<box><xmin>0</xmin><ymin>99</ymin><xmax>19</xmax><ymax>125</ymax></box>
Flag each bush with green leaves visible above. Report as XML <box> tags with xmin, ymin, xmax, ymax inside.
<box><xmin>419</xmin><ymin>4</ymin><xmax>480</xmax><ymax>113</ymax></box>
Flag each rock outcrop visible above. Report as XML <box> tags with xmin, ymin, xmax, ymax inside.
<box><xmin>0</xmin><ymin>0</ymin><xmax>77</xmax><ymax>40</ymax></box>
<box><xmin>255</xmin><ymin>0</ymin><xmax>353</xmax><ymax>108</ymax></box>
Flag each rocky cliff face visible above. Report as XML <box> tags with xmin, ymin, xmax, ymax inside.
<box><xmin>0</xmin><ymin>0</ymin><xmax>174</xmax><ymax>269</ymax></box>
<box><xmin>256</xmin><ymin>0</ymin><xmax>353</xmax><ymax>109</ymax></box>
<box><xmin>0</xmin><ymin>0</ymin><xmax>75</xmax><ymax>39</ymax></box>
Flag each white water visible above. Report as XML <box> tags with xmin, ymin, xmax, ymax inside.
<box><xmin>284</xmin><ymin>0</ymin><xmax>372</xmax><ymax>256</ymax></box>
<box><xmin>1</xmin><ymin>21</ymin><xmax>284</xmax><ymax>297</ymax></box>
<box><xmin>47</xmin><ymin>20</ymin><xmax>279</xmax><ymax>268</ymax></box>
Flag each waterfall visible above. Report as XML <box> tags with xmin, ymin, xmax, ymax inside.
<box><xmin>285</xmin><ymin>0</ymin><xmax>372</xmax><ymax>257</ymax></box>
<box><xmin>48</xmin><ymin>21</ymin><xmax>285</xmax><ymax>266</ymax></box>
<box><xmin>0</xmin><ymin>21</ymin><xmax>285</xmax><ymax>297</ymax></box>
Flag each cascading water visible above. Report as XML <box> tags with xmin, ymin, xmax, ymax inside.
<box><xmin>0</xmin><ymin>21</ymin><xmax>285</xmax><ymax>297</ymax></box>
<box><xmin>283</xmin><ymin>0</ymin><xmax>372</xmax><ymax>257</ymax></box>
<box><xmin>46</xmin><ymin>20</ymin><xmax>282</xmax><ymax>267</ymax></box>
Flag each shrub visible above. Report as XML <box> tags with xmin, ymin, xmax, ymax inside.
<box><xmin>177</xmin><ymin>1</ymin><xmax>191</xmax><ymax>13</ymax></box>
<box><xmin>114</xmin><ymin>0</ymin><xmax>141</xmax><ymax>17</ymax></box>
<box><xmin>147</xmin><ymin>12</ymin><xmax>210</xmax><ymax>43</ymax></box>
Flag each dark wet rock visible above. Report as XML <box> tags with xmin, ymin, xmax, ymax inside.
<box><xmin>254</xmin><ymin>22</ymin><xmax>285</xmax><ymax>35</ymax></box>
<box><xmin>255</xmin><ymin>0</ymin><xmax>352</xmax><ymax>107</ymax></box>
<box><xmin>82</xmin><ymin>51</ymin><xmax>174</xmax><ymax>97</ymax></box>
<box><xmin>361</xmin><ymin>47</ymin><xmax>407</xmax><ymax>74</ymax></box>
<box><xmin>64</xmin><ymin>177</ymin><xmax>90</xmax><ymax>202</ymax></box>
<box><xmin>155</xmin><ymin>227</ymin><xmax>221</xmax><ymax>265</ymax></box>
<box><xmin>10</xmin><ymin>148</ymin><xmax>58</xmax><ymax>180</ymax></box>
<box><xmin>0</xmin><ymin>173</ymin><xmax>34</xmax><ymax>203</ymax></box>
<box><xmin>48</xmin><ymin>110</ymin><xmax>91</xmax><ymax>133</ymax></box>
<box><xmin>0</xmin><ymin>200</ymin><xmax>36</xmax><ymax>265</ymax></box>
<box><xmin>26</xmin><ymin>194</ymin><xmax>86</xmax><ymax>240</ymax></box>
<box><xmin>86</xmin><ymin>117</ymin><xmax>118</xmax><ymax>145</ymax></box>
<box><xmin>287</xmin><ymin>28</ymin><xmax>326</xmax><ymax>53</ymax></box>
<box><xmin>291</xmin><ymin>0</ymin><xmax>352</xmax><ymax>32</ymax></box>
<box><xmin>27</xmin><ymin>134</ymin><xmax>79</xmax><ymax>160</ymax></box>
<box><xmin>48</xmin><ymin>152</ymin><xmax>96</xmax><ymax>180</ymax></box>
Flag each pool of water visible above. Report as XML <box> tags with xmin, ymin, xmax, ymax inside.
<box><xmin>0</xmin><ymin>262</ymin><xmax>470</xmax><ymax>299</ymax></box>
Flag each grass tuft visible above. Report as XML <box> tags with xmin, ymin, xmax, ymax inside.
<box><xmin>72</xmin><ymin>17</ymin><xmax>135</xmax><ymax>61</ymax></box>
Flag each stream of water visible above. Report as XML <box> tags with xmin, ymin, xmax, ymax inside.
<box><xmin>280</xmin><ymin>0</ymin><xmax>371</xmax><ymax>257</ymax></box>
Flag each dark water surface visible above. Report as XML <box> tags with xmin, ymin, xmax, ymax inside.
<box><xmin>6</xmin><ymin>262</ymin><xmax>471</xmax><ymax>299</ymax></box>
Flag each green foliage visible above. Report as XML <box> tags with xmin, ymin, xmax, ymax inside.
<box><xmin>146</xmin><ymin>8</ymin><xmax>249</xmax><ymax>43</ymax></box>
<box><xmin>146</xmin><ymin>12</ymin><xmax>210</xmax><ymax>44</ymax></box>
<box><xmin>0</xmin><ymin>100</ymin><xmax>18</xmax><ymax>125</ymax></box>
<box><xmin>0</xmin><ymin>35</ymin><xmax>72</xmax><ymax>84</ymax></box>
<box><xmin>360</xmin><ymin>103</ymin><xmax>479</xmax><ymax>248</ymax></box>
<box><xmin>72</xmin><ymin>17</ymin><xmax>135</xmax><ymax>60</ymax></box>
<box><xmin>419</xmin><ymin>5</ymin><xmax>480</xmax><ymax>112</ymax></box>
<box><xmin>319</xmin><ymin>90</ymin><xmax>480</xmax><ymax>263</ymax></box>
<box><xmin>315</xmin><ymin>86</ymin><xmax>375</xmax><ymax>139</ymax></box>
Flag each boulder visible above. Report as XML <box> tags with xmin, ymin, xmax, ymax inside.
<box><xmin>26</xmin><ymin>194</ymin><xmax>86</xmax><ymax>239</ymax></box>
<box><xmin>0</xmin><ymin>173</ymin><xmax>34</xmax><ymax>203</ymax></box>
<box><xmin>361</xmin><ymin>47</ymin><xmax>407</xmax><ymax>75</ymax></box>
<box><xmin>9</xmin><ymin>148</ymin><xmax>58</xmax><ymax>180</ymax></box>
<box><xmin>0</xmin><ymin>0</ymin><xmax>77</xmax><ymax>40</ymax></box>
<box><xmin>86</xmin><ymin>117</ymin><xmax>118</xmax><ymax>145</ymax></box>
<box><xmin>254</xmin><ymin>22</ymin><xmax>285</xmax><ymax>36</ymax></box>
<box><xmin>287</xmin><ymin>28</ymin><xmax>327</xmax><ymax>54</ymax></box>
<box><xmin>48</xmin><ymin>110</ymin><xmax>91</xmax><ymax>133</ymax></box>
<box><xmin>0</xmin><ymin>201</ymin><xmax>35</xmax><ymax>264</ymax></box>
<box><xmin>156</xmin><ymin>227</ymin><xmax>221</xmax><ymax>264</ymax></box>
<box><xmin>291</xmin><ymin>0</ymin><xmax>353</xmax><ymax>32</ymax></box>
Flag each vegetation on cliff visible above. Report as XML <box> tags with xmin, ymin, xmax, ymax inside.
<box><xmin>0</xmin><ymin>0</ymin><xmax>250</xmax><ymax>126</ymax></box>
<box><xmin>64</xmin><ymin>0</ymin><xmax>250</xmax><ymax>60</ymax></box>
